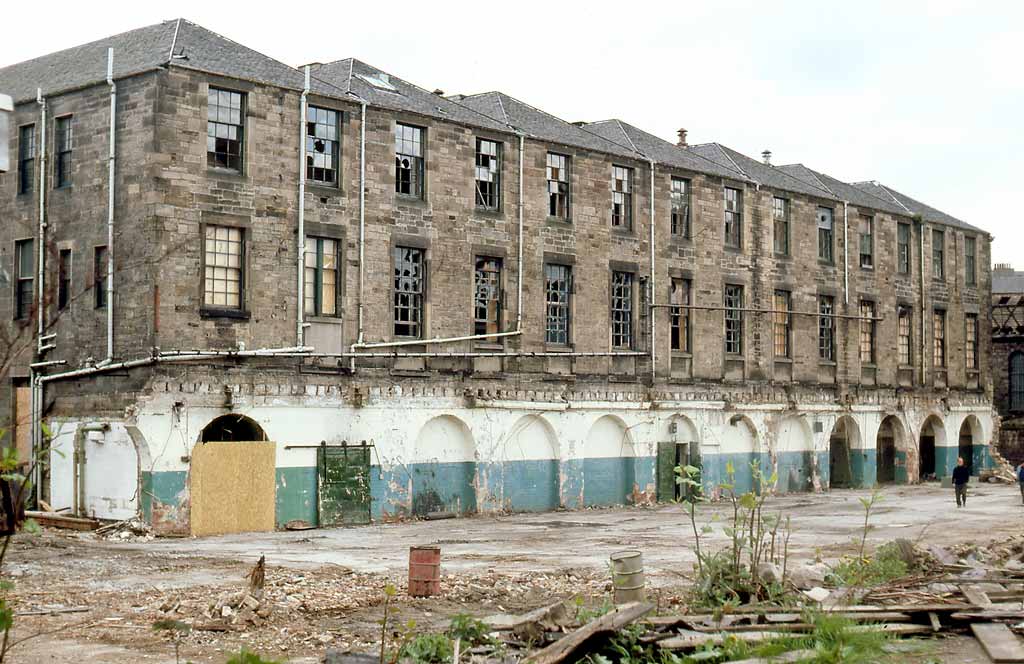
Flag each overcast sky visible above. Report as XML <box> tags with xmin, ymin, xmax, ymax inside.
<box><xmin>4</xmin><ymin>1</ymin><xmax>1021</xmax><ymax>265</ymax></box>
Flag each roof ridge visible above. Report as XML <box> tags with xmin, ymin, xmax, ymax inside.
<box><xmin>167</xmin><ymin>18</ymin><xmax>182</xmax><ymax>62</ymax></box>
<box><xmin>613</xmin><ymin>120</ymin><xmax>643</xmax><ymax>156</ymax></box>
<box><xmin>788</xmin><ymin>163</ymin><xmax>836</xmax><ymax>197</ymax></box>
<box><xmin>495</xmin><ymin>94</ymin><xmax>512</xmax><ymax>126</ymax></box>
<box><xmin>714</xmin><ymin>144</ymin><xmax>750</xmax><ymax>180</ymax></box>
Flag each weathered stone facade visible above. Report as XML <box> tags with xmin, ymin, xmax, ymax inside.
<box><xmin>0</xmin><ymin>20</ymin><xmax>994</xmax><ymax>534</ymax></box>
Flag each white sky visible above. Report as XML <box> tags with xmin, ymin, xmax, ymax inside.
<box><xmin>4</xmin><ymin>0</ymin><xmax>1021</xmax><ymax>265</ymax></box>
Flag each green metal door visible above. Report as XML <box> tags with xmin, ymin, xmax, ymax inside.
<box><xmin>317</xmin><ymin>443</ymin><xmax>372</xmax><ymax>527</ymax></box>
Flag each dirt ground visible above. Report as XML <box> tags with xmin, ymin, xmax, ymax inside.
<box><xmin>6</xmin><ymin>482</ymin><xmax>1023</xmax><ymax>663</ymax></box>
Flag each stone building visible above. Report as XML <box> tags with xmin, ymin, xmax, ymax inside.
<box><xmin>0</xmin><ymin>20</ymin><xmax>995</xmax><ymax>535</ymax></box>
<box><xmin>991</xmin><ymin>264</ymin><xmax>1024</xmax><ymax>465</ymax></box>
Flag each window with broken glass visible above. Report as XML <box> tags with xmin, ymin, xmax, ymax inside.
<box><xmin>304</xmin><ymin>237</ymin><xmax>338</xmax><ymax>317</ymax></box>
<box><xmin>817</xmin><ymin>207</ymin><xmax>834</xmax><ymax>263</ymax></box>
<box><xmin>724</xmin><ymin>284</ymin><xmax>744</xmax><ymax>355</ymax></box>
<box><xmin>724</xmin><ymin>187</ymin><xmax>742</xmax><ymax>248</ymax></box>
<box><xmin>55</xmin><ymin>116</ymin><xmax>73</xmax><ymax>188</ymax></box>
<box><xmin>207</xmin><ymin>88</ymin><xmax>245</xmax><ymax>172</ymax></box>
<box><xmin>474</xmin><ymin>257</ymin><xmax>502</xmax><ymax>336</ymax></box>
<box><xmin>966</xmin><ymin>314</ymin><xmax>978</xmax><ymax>371</ymax></box>
<box><xmin>94</xmin><ymin>245</ymin><xmax>109</xmax><ymax>309</ymax></box>
<box><xmin>14</xmin><ymin>239</ymin><xmax>33</xmax><ymax>320</ymax></box>
<box><xmin>932</xmin><ymin>229</ymin><xmax>945</xmax><ymax>280</ymax></box>
<box><xmin>58</xmin><ymin>249</ymin><xmax>71</xmax><ymax>311</ymax></box>
<box><xmin>860</xmin><ymin>300</ymin><xmax>876</xmax><ymax>364</ymax></box>
<box><xmin>611</xmin><ymin>166</ymin><xmax>633</xmax><ymax>229</ymax></box>
<box><xmin>671</xmin><ymin>178</ymin><xmax>691</xmax><ymax>237</ymax></box>
<box><xmin>18</xmin><ymin>125</ymin><xmax>35</xmax><ymax>194</ymax></box>
<box><xmin>859</xmin><ymin>215</ymin><xmax>874</xmax><ymax>268</ymax></box>
<box><xmin>395</xmin><ymin>123</ymin><xmax>424</xmax><ymax>198</ymax></box>
<box><xmin>897</xmin><ymin>222</ymin><xmax>911</xmax><ymax>274</ymax></box>
<box><xmin>898</xmin><ymin>306</ymin><xmax>912</xmax><ymax>366</ymax></box>
<box><xmin>393</xmin><ymin>246</ymin><xmax>424</xmax><ymax>338</ymax></box>
<box><xmin>933</xmin><ymin>309</ymin><xmax>946</xmax><ymax>368</ymax></box>
<box><xmin>670</xmin><ymin>278</ymin><xmax>691</xmax><ymax>353</ymax></box>
<box><xmin>306</xmin><ymin>106</ymin><xmax>340</xmax><ymax>186</ymax></box>
<box><xmin>965</xmin><ymin>237</ymin><xmax>977</xmax><ymax>287</ymax></box>
<box><xmin>611</xmin><ymin>271</ymin><xmax>634</xmax><ymax>348</ymax></box>
<box><xmin>547</xmin><ymin>153</ymin><xmax>570</xmax><ymax>219</ymax></box>
<box><xmin>475</xmin><ymin>138</ymin><xmax>501</xmax><ymax>210</ymax></box>
<box><xmin>818</xmin><ymin>295</ymin><xmax>835</xmax><ymax>361</ymax></box>
<box><xmin>773</xmin><ymin>290</ymin><xmax>791</xmax><ymax>358</ymax></box>
<box><xmin>773</xmin><ymin>197</ymin><xmax>789</xmax><ymax>255</ymax></box>
<box><xmin>545</xmin><ymin>263</ymin><xmax>572</xmax><ymax>345</ymax></box>
<box><xmin>203</xmin><ymin>226</ymin><xmax>243</xmax><ymax>310</ymax></box>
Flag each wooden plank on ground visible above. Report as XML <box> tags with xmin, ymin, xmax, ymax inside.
<box><xmin>962</xmin><ymin>585</ymin><xmax>994</xmax><ymax>608</ymax></box>
<box><xmin>523</xmin><ymin>602</ymin><xmax>654</xmax><ymax>664</ymax></box>
<box><xmin>952</xmin><ymin>611</ymin><xmax>1024</xmax><ymax>621</ymax></box>
<box><xmin>24</xmin><ymin>510</ymin><xmax>98</xmax><ymax>531</ymax></box>
<box><xmin>726</xmin><ymin>651</ymin><xmax>817</xmax><ymax>664</ymax></box>
<box><xmin>928</xmin><ymin>612</ymin><xmax>941</xmax><ymax>632</ymax></box>
<box><xmin>658</xmin><ymin>630</ymin><xmax>789</xmax><ymax>651</ymax></box>
<box><xmin>971</xmin><ymin>623</ymin><xmax>1024</xmax><ymax>663</ymax></box>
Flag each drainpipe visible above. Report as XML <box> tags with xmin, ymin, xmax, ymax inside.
<box><xmin>842</xmin><ymin>201</ymin><xmax>849</xmax><ymax>305</ymax></box>
<box><xmin>516</xmin><ymin>132</ymin><xmax>525</xmax><ymax>333</ymax></box>
<box><xmin>649</xmin><ymin>159</ymin><xmax>656</xmax><ymax>384</ymax></box>
<box><xmin>918</xmin><ymin>218</ymin><xmax>926</xmax><ymax>386</ymax></box>
<box><xmin>105</xmin><ymin>48</ymin><xmax>116</xmax><ymax>361</ymax></box>
<box><xmin>35</xmin><ymin>89</ymin><xmax>47</xmax><ymax>353</ymax></box>
<box><xmin>351</xmin><ymin>99</ymin><xmax>367</xmax><ymax>372</ymax></box>
<box><xmin>296</xmin><ymin>66</ymin><xmax>310</xmax><ymax>346</ymax></box>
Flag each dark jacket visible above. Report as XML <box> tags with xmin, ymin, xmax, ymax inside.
<box><xmin>952</xmin><ymin>466</ymin><xmax>970</xmax><ymax>485</ymax></box>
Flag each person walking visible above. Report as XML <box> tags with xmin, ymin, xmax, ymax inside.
<box><xmin>1017</xmin><ymin>463</ymin><xmax>1024</xmax><ymax>505</ymax></box>
<box><xmin>952</xmin><ymin>457</ymin><xmax>970</xmax><ymax>508</ymax></box>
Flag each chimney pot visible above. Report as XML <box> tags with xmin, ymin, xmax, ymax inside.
<box><xmin>676</xmin><ymin>128</ymin><xmax>688</xmax><ymax>148</ymax></box>
<box><xmin>432</xmin><ymin>89</ymin><xmax>444</xmax><ymax>96</ymax></box>
<box><xmin>762</xmin><ymin>150</ymin><xmax>772</xmax><ymax>165</ymax></box>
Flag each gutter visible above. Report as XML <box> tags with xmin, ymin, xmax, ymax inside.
<box><xmin>296</xmin><ymin>66</ymin><xmax>310</xmax><ymax>346</ymax></box>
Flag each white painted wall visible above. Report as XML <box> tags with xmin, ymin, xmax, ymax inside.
<box><xmin>46</xmin><ymin>421</ymin><xmax>139</xmax><ymax>520</ymax></box>
<box><xmin>586</xmin><ymin>415</ymin><xmax>635</xmax><ymax>458</ymax></box>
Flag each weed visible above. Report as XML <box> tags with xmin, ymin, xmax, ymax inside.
<box><xmin>575</xmin><ymin>595</ymin><xmax>615</xmax><ymax>623</ymax></box>
<box><xmin>224</xmin><ymin>650</ymin><xmax>282</xmax><ymax>664</ymax></box>
<box><xmin>447</xmin><ymin>613</ymin><xmax>494</xmax><ymax>647</ymax></box>
<box><xmin>829</xmin><ymin>542</ymin><xmax>909</xmax><ymax>588</ymax></box>
<box><xmin>399</xmin><ymin>633</ymin><xmax>454</xmax><ymax>663</ymax></box>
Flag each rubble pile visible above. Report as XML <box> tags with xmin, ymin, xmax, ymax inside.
<box><xmin>95</xmin><ymin>517</ymin><xmax>154</xmax><ymax>542</ymax></box>
<box><xmin>981</xmin><ymin>446</ymin><xmax>1018</xmax><ymax>484</ymax></box>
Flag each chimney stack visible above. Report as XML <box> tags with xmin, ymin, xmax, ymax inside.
<box><xmin>762</xmin><ymin>150</ymin><xmax>772</xmax><ymax>165</ymax></box>
<box><xmin>676</xmin><ymin>128</ymin><xmax>688</xmax><ymax>148</ymax></box>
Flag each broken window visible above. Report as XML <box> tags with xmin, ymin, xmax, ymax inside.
<box><xmin>724</xmin><ymin>284</ymin><xmax>743</xmax><ymax>355</ymax></box>
<box><xmin>860</xmin><ymin>300</ymin><xmax>876</xmax><ymax>364</ymax></box>
<box><xmin>395</xmin><ymin>123</ymin><xmax>424</xmax><ymax>198</ymax></box>
<box><xmin>18</xmin><ymin>125</ymin><xmax>35</xmax><ymax>194</ymax></box>
<box><xmin>474</xmin><ymin>257</ymin><xmax>502</xmax><ymax>336</ymax></box>
<box><xmin>611</xmin><ymin>271</ymin><xmax>634</xmax><ymax>348</ymax></box>
<box><xmin>1011</xmin><ymin>353</ymin><xmax>1024</xmax><ymax>411</ymax></box>
<box><xmin>203</xmin><ymin>226</ymin><xmax>243</xmax><ymax>310</ymax></box>
<box><xmin>547</xmin><ymin>153</ymin><xmax>570</xmax><ymax>219</ymax></box>
<box><xmin>94</xmin><ymin>245</ymin><xmax>109</xmax><ymax>309</ymax></box>
<box><xmin>671</xmin><ymin>178</ymin><xmax>691</xmax><ymax>237</ymax></box>
<box><xmin>773</xmin><ymin>197</ymin><xmax>789</xmax><ymax>255</ymax></box>
<box><xmin>897</xmin><ymin>222</ymin><xmax>911</xmax><ymax>274</ymax></box>
<box><xmin>817</xmin><ymin>207</ymin><xmax>834</xmax><ymax>263</ymax></box>
<box><xmin>544</xmin><ymin>263</ymin><xmax>571</xmax><ymax>345</ymax></box>
<box><xmin>304</xmin><ymin>236</ymin><xmax>338</xmax><ymax>317</ymax></box>
<box><xmin>14</xmin><ymin>239</ymin><xmax>33</xmax><ymax>320</ymax></box>
<box><xmin>773</xmin><ymin>289</ymin><xmax>791</xmax><ymax>358</ymax></box>
<box><xmin>58</xmin><ymin>249</ymin><xmax>71</xmax><ymax>311</ymax></box>
<box><xmin>207</xmin><ymin>88</ymin><xmax>245</xmax><ymax>172</ymax></box>
<box><xmin>56</xmin><ymin>116</ymin><xmax>73</xmax><ymax>188</ymax></box>
<box><xmin>965</xmin><ymin>313</ymin><xmax>978</xmax><ymax>371</ymax></box>
<box><xmin>724</xmin><ymin>187</ymin><xmax>742</xmax><ymax>248</ymax></box>
<box><xmin>475</xmin><ymin>138</ymin><xmax>501</xmax><ymax>209</ymax></box>
<box><xmin>393</xmin><ymin>246</ymin><xmax>424</xmax><ymax>337</ymax></box>
<box><xmin>306</xmin><ymin>106</ymin><xmax>340</xmax><ymax>186</ymax></box>
<box><xmin>818</xmin><ymin>295</ymin><xmax>835</xmax><ymax>362</ymax></box>
<box><xmin>932</xmin><ymin>229</ymin><xmax>945</xmax><ymax>280</ymax></box>
<box><xmin>965</xmin><ymin>236</ymin><xmax>976</xmax><ymax>286</ymax></box>
<box><xmin>859</xmin><ymin>215</ymin><xmax>873</xmax><ymax>268</ymax></box>
<box><xmin>670</xmin><ymin>278</ymin><xmax>691</xmax><ymax>353</ymax></box>
<box><xmin>898</xmin><ymin>306</ymin><xmax>912</xmax><ymax>366</ymax></box>
<box><xmin>933</xmin><ymin>309</ymin><xmax>946</xmax><ymax>368</ymax></box>
<box><xmin>611</xmin><ymin>166</ymin><xmax>633</xmax><ymax>229</ymax></box>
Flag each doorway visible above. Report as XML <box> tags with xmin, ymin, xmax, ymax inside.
<box><xmin>829</xmin><ymin>418</ymin><xmax>855</xmax><ymax>488</ymax></box>
<box><xmin>876</xmin><ymin>417</ymin><xmax>898</xmax><ymax>484</ymax></box>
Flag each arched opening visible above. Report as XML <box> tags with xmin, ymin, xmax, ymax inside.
<box><xmin>503</xmin><ymin>415</ymin><xmax>560</xmax><ymax>512</ymax></box>
<box><xmin>583</xmin><ymin>415</ymin><xmax>636</xmax><ymax>507</ymax></box>
<box><xmin>776</xmin><ymin>416</ymin><xmax>814</xmax><ymax>493</ymax></box>
<box><xmin>658</xmin><ymin>416</ymin><xmax>700</xmax><ymax>502</ymax></box>
<box><xmin>412</xmin><ymin>416</ymin><xmax>477</xmax><ymax>517</ymax></box>
<box><xmin>200</xmin><ymin>414</ymin><xmax>267</xmax><ymax>442</ymax></box>
<box><xmin>958</xmin><ymin>415</ymin><xmax>984</xmax><ymax>477</ymax></box>
<box><xmin>876</xmin><ymin>416</ymin><xmax>904</xmax><ymax>485</ymax></box>
<box><xmin>722</xmin><ymin>415</ymin><xmax>759</xmax><ymax>494</ymax></box>
<box><xmin>1011</xmin><ymin>352</ymin><xmax>1024</xmax><ymax>412</ymax></box>
<box><xmin>829</xmin><ymin>416</ymin><xmax>861</xmax><ymax>489</ymax></box>
<box><xmin>919</xmin><ymin>415</ymin><xmax>945</xmax><ymax>480</ymax></box>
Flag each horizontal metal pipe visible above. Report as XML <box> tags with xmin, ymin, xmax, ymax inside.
<box><xmin>649</xmin><ymin>303</ymin><xmax>883</xmax><ymax>322</ymax></box>
<box><xmin>353</xmin><ymin>330</ymin><xmax>522</xmax><ymax>349</ymax></box>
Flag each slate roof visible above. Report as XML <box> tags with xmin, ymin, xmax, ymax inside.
<box><xmin>689</xmin><ymin>144</ymin><xmax>836</xmax><ymax>200</ymax></box>
<box><xmin>0</xmin><ymin>19</ymin><xmax>347</xmax><ymax>104</ymax></box>
<box><xmin>851</xmin><ymin>181</ymin><xmax>983</xmax><ymax>233</ymax></box>
<box><xmin>456</xmin><ymin>92</ymin><xmax>643</xmax><ymax>160</ymax></box>
<box><xmin>776</xmin><ymin>164</ymin><xmax>908</xmax><ymax>217</ymax></box>
<box><xmin>993</xmin><ymin>269</ymin><xmax>1024</xmax><ymax>294</ymax></box>
<box><xmin>310</xmin><ymin>60</ymin><xmax>511</xmax><ymax>133</ymax></box>
<box><xmin>582</xmin><ymin>121</ymin><xmax>748</xmax><ymax>181</ymax></box>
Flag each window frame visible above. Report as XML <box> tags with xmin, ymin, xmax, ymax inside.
<box><xmin>55</xmin><ymin>115</ymin><xmax>73</xmax><ymax>189</ymax></box>
<box><xmin>818</xmin><ymin>295</ymin><xmax>835</xmax><ymax>362</ymax></box>
<box><xmin>859</xmin><ymin>300</ymin><xmax>876</xmax><ymax>365</ymax></box>
<box><xmin>933</xmin><ymin>309</ymin><xmax>947</xmax><ymax>369</ymax></box>
<box><xmin>965</xmin><ymin>236</ymin><xmax>977</xmax><ymax>287</ymax></box>
<box><xmin>473</xmin><ymin>256</ymin><xmax>503</xmax><ymax>337</ymax></box>
<box><xmin>932</xmin><ymin>229</ymin><xmax>945</xmax><ymax>280</ymax></box>
<box><xmin>724</xmin><ymin>284</ymin><xmax>744</xmax><ymax>355</ymax></box>
<box><xmin>206</xmin><ymin>87</ymin><xmax>246</xmax><ymax>173</ymax></box>
<box><xmin>304</xmin><ymin>236</ymin><xmax>340</xmax><ymax>318</ymax></box>
<box><xmin>201</xmin><ymin>225</ymin><xmax>246</xmax><ymax>314</ymax></box>
<box><xmin>897</xmin><ymin>222</ymin><xmax>911</xmax><ymax>275</ymax></box>
<box><xmin>395</xmin><ymin>122</ymin><xmax>425</xmax><ymax>199</ymax></box>
<box><xmin>724</xmin><ymin>187</ymin><xmax>742</xmax><ymax>249</ymax></box>
<box><xmin>18</xmin><ymin>124</ymin><xmax>36</xmax><ymax>195</ymax></box>
<box><xmin>610</xmin><ymin>270</ymin><xmax>634</xmax><ymax>349</ymax></box>
<box><xmin>306</xmin><ymin>105</ymin><xmax>341</xmax><ymax>187</ymax></box>
<box><xmin>898</xmin><ymin>305</ymin><xmax>913</xmax><ymax>367</ymax></box>
<box><xmin>858</xmin><ymin>214</ymin><xmax>874</xmax><ymax>269</ymax></box>
<box><xmin>546</xmin><ymin>152</ymin><xmax>571</xmax><ymax>221</ymax></box>
<box><xmin>544</xmin><ymin>262</ymin><xmax>573</xmax><ymax>346</ymax></box>
<box><xmin>474</xmin><ymin>138</ymin><xmax>502</xmax><ymax>211</ymax></box>
<box><xmin>13</xmin><ymin>239</ymin><xmax>34</xmax><ymax>321</ymax></box>
<box><xmin>94</xmin><ymin>245</ymin><xmax>109</xmax><ymax>310</ymax></box>
<box><xmin>393</xmin><ymin>245</ymin><xmax>425</xmax><ymax>338</ymax></box>
<box><xmin>611</xmin><ymin>166</ymin><xmax>633</xmax><ymax>230</ymax></box>
<box><xmin>772</xmin><ymin>197</ymin><xmax>790</xmax><ymax>256</ymax></box>
<box><xmin>670</xmin><ymin>277</ymin><xmax>691</xmax><ymax>353</ymax></box>
<box><xmin>817</xmin><ymin>207</ymin><xmax>834</xmax><ymax>264</ymax></box>
<box><xmin>57</xmin><ymin>248</ymin><xmax>71</xmax><ymax>311</ymax></box>
<box><xmin>1010</xmin><ymin>351</ymin><xmax>1024</xmax><ymax>412</ymax></box>
<box><xmin>671</xmin><ymin>177</ymin><xmax>692</xmax><ymax>238</ymax></box>
<box><xmin>773</xmin><ymin>289</ymin><xmax>791</xmax><ymax>359</ymax></box>
<box><xmin>965</xmin><ymin>313</ymin><xmax>979</xmax><ymax>371</ymax></box>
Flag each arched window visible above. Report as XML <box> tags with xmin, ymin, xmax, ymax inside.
<box><xmin>1011</xmin><ymin>352</ymin><xmax>1024</xmax><ymax>412</ymax></box>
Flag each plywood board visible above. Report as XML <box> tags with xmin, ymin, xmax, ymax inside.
<box><xmin>14</xmin><ymin>386</ymin><xmax>31</xmax><ymax>463</ymax></box>
<box><xmin>190</xmin><ymin>441</ymin><xmax>276</xmax><ymax>537</ymax></box>
<box><xmin>971</xmin><ymin>623</ymin><xmax>1024</xmax><ymax>663</ymax></box>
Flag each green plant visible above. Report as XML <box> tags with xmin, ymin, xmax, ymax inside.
<box><xmin>379</xmin><ymin>583</ymin><xmax>396</xmax><ymax>664</ymax></box>
<box><xmin>575</xmin><ymin>595</ymin><xmax>614</xmax><ymax>623</ymax></box>
<box><xmin>829</xmin><ymin>542</ymin><xmax>909</xmax><ymax>588</ymax></box>
<box><xmin>447</xmin><ymin>613</ymin><xmax>494</xmax><ymax>647</ymax></box>
<box><xmin>153</xmin><ymin>619</ymin><xmax>191</xmax><ymax>664</ymax></box>
<box><xmin>858</xmin><ymin>490</ymin><xmax>884</xmax><ymax>560</ymax></box>
<box><xmin>399</xmin><ymin>633</ymin><xmax>454</xmax><ymax>663</ymax></box>
<box><xmin>224</xmin><ymin>650</ymin><xmax>282</xmax><ymax>664</ymax></box>
<box><xmin>751</xmin><ymin>611</ymin><xmax>894</xmax><ymax>664</ymax></box>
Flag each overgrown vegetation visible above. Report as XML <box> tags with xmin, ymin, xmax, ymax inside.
<box><xmin>827</xmin><ymin>491</ymin><xmax>909</xmax><ymax>588</ymax></box>
<box><xmin>399</xmin><ymin>633</ymin><xmax>454</xmax><ymax>663</ymax></box>
<box><xmin>677</xmin><ymin>461</ymin><xmax>794</xmax><ymax>607</ymax></box>
<box><xmin>224</xmin><ymin>650</ymin><xmax>283</xmax><ymax>664</ymax></box>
